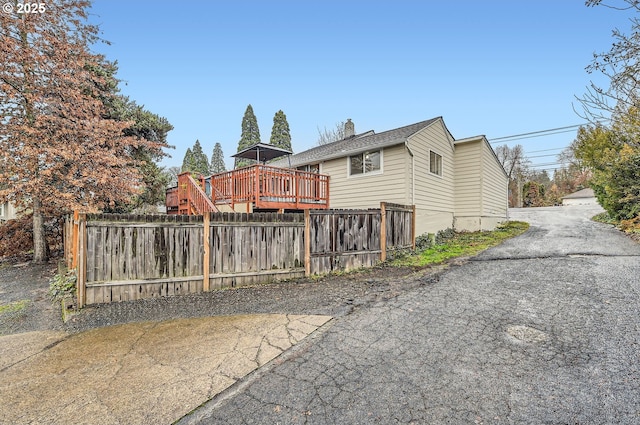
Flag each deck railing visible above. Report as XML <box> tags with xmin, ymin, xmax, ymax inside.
<box><xmin>209</xmin><ymin>164</ymin><xmax>329</xmax><ymax>210</ymax></box>
<box><xmin>166</xmin><ymin>173</ymin><xmax>218</xmax><ymax>215</ymax></box>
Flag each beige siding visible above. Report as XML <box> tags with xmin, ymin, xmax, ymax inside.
<box><xmin>452</xmin><ymin>138</ymin><xmax>508</xmax><ymax>231</ymax></box>
<box><xmin>406</xmin><ymin>119</ymin><xmax>457</xmax><ymax>234</ymax></box>
<box><xmin>415</xmin><ymin>210</ymin><xmax>455</xmax><ymax>235</ymax></box>
<box><xmin>407</xmin><ymin>120</ymin><xmax>455</xmax><ymax>212</ymax></box>
<box><xmin>481</xmin><ymin>141</ymin><xmax>508</xmax><ymax>221</ymax></box>
<box><xmin>453</xmin><ymin>141</ymin><xmax>482</xmax><ymax>217</ymax></box>
<box><xmin>323</xmin><ymin>144</ymin><xmax>409</xmax><ymax>209</ymax></box>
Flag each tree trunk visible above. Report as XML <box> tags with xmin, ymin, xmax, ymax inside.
<box><xmin>32</xmin><ymin>197</ymin><xmax>48</xmax><ymax>263</ymax></box>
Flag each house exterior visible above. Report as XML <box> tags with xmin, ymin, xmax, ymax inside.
<box><xmin>0</xmin><ymin>201</ymin><xmax>18</xmax><ymax>223</ymax></box>
<box><xmin>562</xmin><ymin>188</ymin><xmax>598</xmax><ymax>206</ymax></box>
<box><xmin>271</xmin><ymin>117</ymin><xmax>509</xmax><ymax>235</ymax></box>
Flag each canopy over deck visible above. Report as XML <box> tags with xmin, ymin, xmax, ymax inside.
<box><xmin>232</xmin><ymin>143</ymin><xmax>292</xmax><ymax>163</ymax></box>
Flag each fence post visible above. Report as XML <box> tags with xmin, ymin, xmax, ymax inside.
<box><xmin>412</xmin><ymin>204</ymin><xmax>416</xmax><ymax>250</ymax></box>
<box><xmin>380</xmin><ymin>202</ymin><xmax>387</xmax><ymax>262</ymax></box>
<box><xmin>203</xmin><ymin>212</ymin><xmax>210</xmax><ymax>292</ymax></box>
<box><xmin>71</xmin><ymin>210</ymin><xmax>79</xmax><ymax>269</ymax></box>
<box><xmin>304</xmin><ymin>209</ymin><xmax>311</xmax><ymax>276</ymax></box>
<box><xmin>76</xmin><ymin>213</ymin><xmax>87</xmax><ymax>308</ymax></box>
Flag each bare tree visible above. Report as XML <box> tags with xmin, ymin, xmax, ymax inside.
<box><xmin>165</xmin><ymin>166</ymin><xmax>181</xmax><ymax>188</ymax></box>
<box><xmin>316</xmin><ymin>121</ymin><xmax>346</xmax><ymax>145</ymax></box>
<box><xmin>576</xmin><ymin>0</ymin><xmax>640</xmax><ymax>122</ymax></box>
<box><xmin>495</xmin><ymin>144</ymin><xmax>530</xmax><ymax>207</ymax></box>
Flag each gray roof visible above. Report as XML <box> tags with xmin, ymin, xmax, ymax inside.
<box><xmin>562</xmin><ymin>188</ymin><xmax>595</xmax><ymax>199</ymax></box>
<box><xmin>232</xmin><ymin>143</ymin><xmax>292</xmax><ymax>162</ymax></box>
<box><xmin>271</xmin><ymin>117</ymin><xmax>440</xmax><ymax>168</ymax></box>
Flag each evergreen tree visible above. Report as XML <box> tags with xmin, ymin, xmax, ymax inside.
<box><xmin>181</xmin><ymin>148</ymin><xmax>195</xmax><ymax>173</ymax></box>
<box><xmin>210</xmin><ymin>142</ymin><xmax>227</xmax><ymax>174</ymax></box>
<box><xmin>235</xmin><ymin>104</ymin><xmax>261</xmax><ymax>168</ymax></box>
<box><xmin>191</xmin><ymin>140</ymin><xmax>210</xmax><ymax>176</ymax></box>
<box><xmin>104</xmin><ymin>95</ymin><xmax>173</xmax><ymax>212</ymax></box>
<box><xmin>269</xmin><ymin>110</ymin><xmax>292</xmax><ymax>151</ymax></box>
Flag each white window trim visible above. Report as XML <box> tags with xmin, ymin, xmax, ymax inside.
<box><xmin>429</xmin><ymin>150</ymin><xmax>443</xmax><ymax>178</ymax></box>
<box><xmin>347</xmin><ymin>149</ymin><xmax>384</xmax><ymax>178</ymax></box>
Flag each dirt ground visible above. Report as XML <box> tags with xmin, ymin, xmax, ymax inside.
<box><xmin>0</xmin><ymin>260</ymin><xmax>65</xmax><ymax>335</ymax></box>
<box><xmin>0</xmin><ymin>256</ymin><xmax>439</xmax><ymax>336</ymax></box>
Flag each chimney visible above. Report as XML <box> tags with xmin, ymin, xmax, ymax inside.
<box><xmin>344</xmin><ymin>118</ymin><xmax>355</xmax><ymax>138</ymax></box>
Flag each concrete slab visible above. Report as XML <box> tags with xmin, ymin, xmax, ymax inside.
<box><xmin>0</xmin><ymin>314</ymin><xmax>332</xmax><ymax>425</ymax></box>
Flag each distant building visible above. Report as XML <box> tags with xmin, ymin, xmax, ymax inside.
<box><xmin>0</xmin><ymin>202</ymin><xmax>18</xmax><ymax>223</ymax></box>
<box><xmin>562</xmin><ymin>188</ymin><xmax>598</xmax><ymax>206</ymax></box>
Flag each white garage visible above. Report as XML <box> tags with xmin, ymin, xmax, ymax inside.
<box><xmin>562</xmin><ymin>188</ymin><xmax>599</xmax><ymax>206</ymax></box>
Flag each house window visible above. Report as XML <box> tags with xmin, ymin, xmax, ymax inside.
<box><xmin>350</xmin><ymin>150</ymin><xmax>381</xmax><ymax>176</ymax></box>
<box><xmin>297</xmin><ymin>163</ymin><xmax>320</xmax><ymax>173</ymax></box>
<box><xmin>430</xmin><ymin>151</ymin><xmax>442</xmax><ymax>176</ymax></box>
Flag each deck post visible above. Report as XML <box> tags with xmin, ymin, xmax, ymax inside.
<box><xmin>326</xmin><ymin>177</ymin><xmax>330</xmax><ymax>208</ymax></box>
<box><xmin>295</xmin><ymin>172</ymin><xmax>300</xmax><ymax>209</ymax></box>
<box><xmin>254</xmin><ymin>165</ymin><xmax>260</xmax><ymax>209</ymax></box>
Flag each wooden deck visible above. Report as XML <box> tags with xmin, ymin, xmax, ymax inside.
<box><xmin>167</xmin><ymin>165</ymin><xmax>329</xmax><ymax>214</ymax></box>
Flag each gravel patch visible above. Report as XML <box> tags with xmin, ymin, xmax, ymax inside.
<box><xmin>0</xmin><ymin>261</ymin><xmax>63</xmax><ymax>336</ymax></box>
<box><xmin>0</xmin><ymin>258</ymin><xmax>442</xmax><ymax>336</ymax></box>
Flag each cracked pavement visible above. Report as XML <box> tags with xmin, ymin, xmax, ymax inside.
<box><xmin>0</xmin><ymin>314</ymin><xmax>331</xmax><ymax>425</ymax></box>
<box><xmin>183</xmin><ymin>205</ymin><xmax>640</xmax><ymax>424</ymax></box>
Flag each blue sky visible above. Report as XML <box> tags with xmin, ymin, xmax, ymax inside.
<box><xmin>88</xmin><ymin>1</ymin><xmax>631</xmax><ymax>173</ymax></box>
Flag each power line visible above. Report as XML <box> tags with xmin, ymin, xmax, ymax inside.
<box><xmin>489</xmin><ymin>124</ymin><xmax>586</xmax><ymax>142</ymax></box>
<box><xmin>490</xmin><ymin>128</ymin><xmax>578</xmax><ymax>144</ymax></box>
<box><xmin>488</xmin><ymin>120</ymin><xmax>610</xmax><ymax>145</ymax></box>
<box><xmin>526</xmin><ymin>147</ymin><xmax>566</xmax><ymax>154</ymax></box>
<box><xmin>528</xmin><ymin>153</ymin><xmax>563</xmax><ymax>159</ymax></box>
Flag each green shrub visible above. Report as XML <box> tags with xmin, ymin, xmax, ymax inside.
<box><xmin>49</xmin><ymin>268</ymin><xmax>77</xmax><ymax>301</ymax></box>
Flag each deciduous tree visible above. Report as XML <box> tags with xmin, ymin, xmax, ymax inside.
<box><xmin>572</xmin><ymin>122</ymin><xmax>640</xmax><ymax>219</ymax></box>
<box><xmin>0</xmin><ymin>0</ymin><xmax>162</xmax><ymax>262</ymax></box>
<box><xmin>316</xmin><ymin>121</ymin><xmax>346</xmax><ymax>145</ymax></box>
<box><xmin>165</xmin><ymin>166</ymin><xmax>181</xmax><ymax>188</ymax></box>
<box><xmin>522</xmin><ymin>181</ymin><xmax>546</xmax><ymax>207</ymax></box>
<box><xmin>494</xmin><ymin>144</ymin><xmax>530</xmax><ymax>207</ymax></box>
<box><xmin>578</xmin><ymin>0</ymin><xmax>640</xmax><ymax>122</ymax></box>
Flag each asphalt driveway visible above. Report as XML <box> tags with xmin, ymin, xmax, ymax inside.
<box><xmin>184</xmin><ymin>205</ymin><xmax>640</xmax><ymax>424</ymax></box>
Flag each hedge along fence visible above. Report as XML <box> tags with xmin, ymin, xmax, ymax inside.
<box><xmin>65</xmin><ymin>203</ymin><xmax>415</xmax><ymax>307</ymax></box>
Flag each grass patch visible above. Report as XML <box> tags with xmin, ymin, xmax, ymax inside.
<box><xmin>392</xmin><ymin>221</ymin><xmax>529</xmax><ymax>267</ymax></box>
<box><xmin>592</xmin><ymin>212</ymin><xmax>615</xmax><ymax>224</ymax></box>
<box><xmin>0</xmin><ymin>299</ymin><xmax>30</xmax><ymax>315</ymax></box>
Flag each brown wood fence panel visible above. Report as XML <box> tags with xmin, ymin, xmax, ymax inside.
<box><xmin>82</xmin><ymin>214</ymin><xmax>204</xmax><ymax>305</ymax></box>
<box><xmin>66</xmin><ymin>203</ymin><xmax>414</xmax><ymax>306</ymax></box>
<box><xmin>385</xmin><ymin>203</ymin><xmax>415</xmax><ymax>250</ymax></box>
<box><xmin>308</xmin><ymin>209</ymin><xmax>382</xmax><ymax>275</ymax></box>
<box><xmin>208</xmin><ymin>212</ymin><xmax>305</xmax><ymax>289</ymax></box>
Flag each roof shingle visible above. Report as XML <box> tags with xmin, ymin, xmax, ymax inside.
<box><xmin>271</xmin><ymin>117</ymin><xmax>440</xmax><ymax>168</ymax></box>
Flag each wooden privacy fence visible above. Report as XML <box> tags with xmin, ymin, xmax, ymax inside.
<box><xmin>65</xmin><ymin>203</ymin><xmax>415</xmax><ymax>307</ymax></box>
